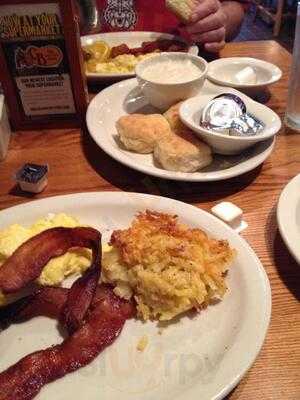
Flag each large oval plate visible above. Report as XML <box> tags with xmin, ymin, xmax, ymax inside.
<box><xmin>0</xmin><ymin>192</ymin><xmax>271</xmax><ymax>400</ymax></box>
<box><xmin>87</xmin><ymin>78</ymin><xmax>275</xmax><ymax>182</ymax></box>
<box><xmin>81</xmin><ymin>31</ymin><xmax>198</xmax><ymax>82</ymax></box>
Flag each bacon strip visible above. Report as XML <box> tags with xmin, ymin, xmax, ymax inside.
<box><xmin>0</xmin><ymin>227</ymin><xmax>101</xmax><ymax>294</ymax></box>
<box><xmin>110</xmin><ymin>39</ymin><xmax>188</xmax><ymax>59</ymax></box>
<box><xmin>60</xmin><ymin>266</ymin><xmax>100</xmax><ymax>334</ymax></box>
<box><xmin>0</xmin><ymin>285</ymin><xmax>135</xmax><ymax>400</ymax></box>
<box><xmin>110</xmin><ymin>43</ymin><xmax>131</xmax><ymax>58</ymax></box>
<box><xmin>156</xmin><ymin>39</ymin><xmax>187</xmax><ymax>52</ymax></box>
<box><xmin>0</xmin><ymin>287</ymin><xmax>68</xmax><ymax>330</ymax></box>
<box><xmin>60</xmin><ymin>227</ymin><xmax>102</xmax><ymax>334</ymax></box>
<box><xmin>0</xmin><ymin>227</ymin><xmax>102</xmax><ymax>332</ymax></box>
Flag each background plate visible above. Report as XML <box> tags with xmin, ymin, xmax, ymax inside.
<box><xmin>81</xmin><ymin>32</ymin><xmax>198</xmax><ymax>82</ymax></box>
<box><xmin>86</xmin><ymin>78</ymin><xmax>275</xmax><ymax>181</ymax></box>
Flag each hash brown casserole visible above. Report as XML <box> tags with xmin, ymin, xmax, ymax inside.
<box><xmin>102</xmin><ymin>210</ymin><xmax>235</xmax><ymax>321</ymax></box>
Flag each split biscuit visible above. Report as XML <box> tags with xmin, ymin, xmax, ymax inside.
<box><xmin>164</xmin><ymin>101</ymin><xmax>189</xmax><ymax>134</ymax></box>
<box><xmin>154</xmin><ymin>130</ymin><xmax>212</xmax><ymax>172</ymax></box>
<box><xmin>116</xmin><ymin>114</ymin><xmax>172</xmax><ymax>154</ymax></box>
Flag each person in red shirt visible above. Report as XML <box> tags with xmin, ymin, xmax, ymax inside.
<box><xmin>93</xmin><ymin>0</ymin><xmax>246</xmax><ymax>52</ymax></box>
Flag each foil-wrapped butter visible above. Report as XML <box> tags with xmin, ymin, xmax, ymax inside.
<box><xmin>200</xmin><ymin>94</ymin><xmax>264</xmax><ymax>137</ymax></box>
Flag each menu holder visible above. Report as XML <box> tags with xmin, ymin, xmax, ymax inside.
<box><xmin>0</xmin><ymin>0</ymin><xmax>89</xmax><ymax>130</ymax></box>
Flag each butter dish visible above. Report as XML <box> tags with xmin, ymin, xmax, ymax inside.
<box><xmin>207</xmin><ymin>57</ymin><xmax>282</xmax><ymax>93</ymax></box>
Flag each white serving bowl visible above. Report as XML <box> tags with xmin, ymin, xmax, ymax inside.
<box><xmin>135</xmin><ymin>52</ymin><xmax>208</xmax><ymax>111</ymax></box>
<box><xmin>207</xmin><ymin>57</ymin><xmax>282</xmax><ymax>93</ymax></box>
<box><xmin>179</xmin><ymin>89</ymin><xmax>282</xmax><ymax>155</ymax></box>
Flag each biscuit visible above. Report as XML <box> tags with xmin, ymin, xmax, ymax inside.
<box><xmin>116</xmin><ymin>114</ymin><xmax>172</xmax><ymax>154</ymax></box>
<box><xmin>164</xmin><ymin>101</ymin><xmax>188</xmax><ymax>134</ymax></box>
<box><xmin>165</xmin><ymin>0</ymin><xmax>198</xmax><ymax>23</ymax></box>
<box><xmin>154</xmin><ymin>130</ymin><xmax>212</xmax><ymax>172</ymax></box>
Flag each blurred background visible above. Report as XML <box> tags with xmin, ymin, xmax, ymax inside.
<box><xmin>234</xmin><ymin>0</ymin><xmax>298</xmax><ymax>51</ymax></box>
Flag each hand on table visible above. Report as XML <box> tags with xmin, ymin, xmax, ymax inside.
<box><xmin>186</xmin><ymin>0</ymin><xmax>227</xmax><ymax>53</ymax></box>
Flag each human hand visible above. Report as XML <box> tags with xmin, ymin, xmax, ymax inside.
<box><xmin>186</xmin><ymin>0</ymin><xmax>227</xmax><ymax>52</ymax></box>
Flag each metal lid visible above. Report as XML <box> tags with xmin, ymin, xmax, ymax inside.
<box><xmin>200</xmin><ymin>93</ymin><xmax>264</xmax><ymax>136</ymax></box>
<box><xmin>202</xmin><ymin>97</ymin><xmax>245</xmax><ymax>128</ymax></box>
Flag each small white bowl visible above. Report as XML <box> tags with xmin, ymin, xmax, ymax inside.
<box><xmin>179</xmin><ymin>90</ymin><xmax>281</xmax><ymax>155</ymax></box>
<box><xmin>207</xmin><ymin>57</ymin><xmax>282</xmax><ymax>93</ymax></box>
<box><xmin>135</xmin><ymin>52</ymin><xmax>208</xmax><ymax>111</ymax></box>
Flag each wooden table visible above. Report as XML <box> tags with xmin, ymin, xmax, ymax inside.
<box><xmin>0</xmin><ymin>41</ymin><xmax>299</xmax><ymax>399</ymax></box>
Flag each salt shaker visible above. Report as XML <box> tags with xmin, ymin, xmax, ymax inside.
<box><xmin>285</xmin><ymin>2</ymin><xmax>300</xmax><ymax>131</ymax></box>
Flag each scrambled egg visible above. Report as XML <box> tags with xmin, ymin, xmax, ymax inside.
<box><xmin>87</xmin><ymin>53</ymin><xmax>157</xmax><ymax>74</ymax></box>
<box><xmin>0</xmin><ymin>214</ymin><xmax>93</xmax><ymax>306</ymax></box>
<box><xmin>102</xmin><ymin>211</ymin><xmax>235</xmax><ymax>321</ymax></box>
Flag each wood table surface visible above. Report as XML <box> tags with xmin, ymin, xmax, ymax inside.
<box><xmin>0</xmin><ymin>40</ymin><xmax>299</xmax><ymax>399</ymax></box>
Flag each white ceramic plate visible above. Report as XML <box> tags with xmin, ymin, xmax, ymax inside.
<box><xmin>180</xmin><ymin>89</ymin><xmax>281</xmax><ymax>155</ymax></box>
<box><xmin>0</xmin><ymin>192</ymin><xmax>271</xmax><ymax>400</ymax></box>
<box><xmin>277</xmin><ymin>173</ymin><xmax>300</xmax><ymax>264</ymax></box>
<box><xmin>86</xmin><ymin>78</ymin><xmax>275</xmax><ymax>181</ymax></box>
<box><xmin>81</xmin><ymin>32</ymin><xmax>198</xmax><ymax>82</ymax></box>
<box><xmin>207</xmin><ymin>57</ymin><xmax>282</xmax><ymax>92</ymax></box>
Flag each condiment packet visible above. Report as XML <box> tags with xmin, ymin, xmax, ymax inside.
<box><xmin>15</xmin><ymin>163</ymin><xmax>49</xmax><ymax>193</ymax></box>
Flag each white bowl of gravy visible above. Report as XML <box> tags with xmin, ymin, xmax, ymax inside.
<box><xmin>135</xmin><ymin>52</ymin><xmax>208</xmax><ymax>111</ymax></box>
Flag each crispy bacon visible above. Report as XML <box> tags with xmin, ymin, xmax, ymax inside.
<box><xmin>0</xmin><ymin>227</ymin><xmax>102</xmax><ymax>332</ymax></box>
<box><xmin>141</xmin><ymin>39</ymin><xmax>187</xmax><ymax>53</ymax></box>
<box><xmin>110</xmin><ymin>43</ymin><xmax>131</xmax><ymax>58</ymax></box>
<box><xmin>0</xmin><ymin>229</ymin><xmax>136</xmax><ymax>399</ymax></box>
<box><xmin>60</xmin><ymin>266</ymin><xmax>100</xmax><ymax>334</ymax></box>
<box><xmin>141</xmin><ymin>40</ymin><xmax>160</xmax><ymax>53</ymax></box>
<box><xmin>168</xmin><ymin>43</ymin><xmax>188</xmax><ymax>52</ymax></box>
<box><xmin>0</xmin><ymin>227</ymin><xmax>100</xmax><ymax>294</ymax></box>
<box><xmin>129</xmin><ymin>47</ymin><xmax>143</xmax><ymax>56</ymax></box>
<box><xmin>0</xmin><ymin>285</ymin><xmax>135</xmax><ymax>400</ymax></box>
<box><xmin>60</xmin><ymin>228</ymin><xmax>102</xmax><ymax>334</ymax></box>
<box><xmin>109</xmin><ymin>39</ymin><xmax>188</xmax><ymax>59</ymax></box>
<box><xmin>0</xmin><ymin>287</ymin><xmax>68</xmax><ymax>330</ymax></box>
<box><xmin>157</xmin><ymin>39</ymin><xmax>187</xmax><ymax>52</ymax></box>
<box><xmin>156</xmin><ymin>39</ymin><xmax>172</xmax><ymax>51</ymax></box>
